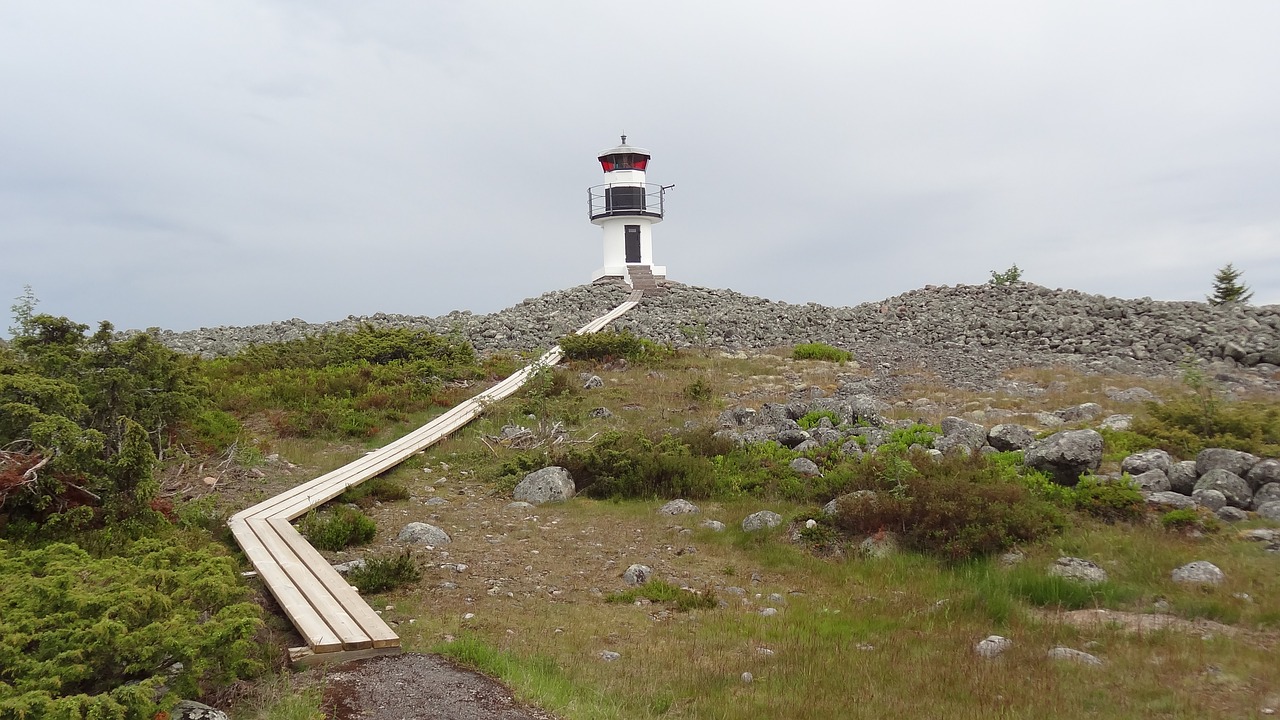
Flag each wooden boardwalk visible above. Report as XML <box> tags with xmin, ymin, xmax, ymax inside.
<box><xmin>228</xmin><ymin>291</ymin><xmax>642</xmax><ymax>665</ymax></box>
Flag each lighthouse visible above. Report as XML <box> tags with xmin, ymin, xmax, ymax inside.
<box><xmin>588</xmin><ymin>136</ymin><xmax>668</xmax><ymax>285</ymax></box>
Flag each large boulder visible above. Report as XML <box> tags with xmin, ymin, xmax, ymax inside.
<box><xmin>1246</xmin><ymin>459</ymin><xmax>1280</xmax><ymax>492</ymax></box>
<box><xmin>1171</xmin><ymin>561</ymin><xmax>1225</xmax><ymax>586</ymax></box>
<box><xmin>742</xmin><ymin>511</ymin><xmax>783</xmax><ymax>532</ymax></box>
<box><xmin>1121</xmin><ymin>449</ymin><xmax>1174</xmax><ymax>476</ymax></box>
<box><xmin>1145</xmin><ymin>491</ymin><xmax>1197</xmax><ymax>511</ymax></box>
<box><xmin>1191</xmin><ymin>488</ymin><xmax>1227</xmax><ymax>511</ymax></box>
<box><xmin>1129</xmin><ymin>469</ymin><xmax>1171</xmax><ymax>492</ymax></box>
<box><xmin>1168</xmin><ymin>461</ymin><xmax>1199</xmax><ymax>495</ymax></box>
<box><xmin>1193</xmin><ymin>469</ymin><xmax>1253</xmax><ymax>509</ymax></box>
<box><xmin>513</xmin><ymin>466</ymin><xmax>576</xmax><ymax>505</ymax></box>
<box><xmin>935</xmin><ymin>417</ymin><xmax>986</xmax><ymax>454</ymax></box>
<box><xmin>1024</xmin><ymin>430</ymin><xmax>1103</xmax><ymax>486</ymax></box>
<box><xmin>397</xmin><ymin>522</ymin><xmax>451</xmax><ymax>546</ymax></box>
<box><xmin>789</xmin><ymin>457</ymin><xmax>822</xmax><ymax>477</ymax></box>
<box><xmin>1055</xmin><ymin>403</ymin><xmax>1104</xmax><ymax>422</ymax></box>
<box><xmin>1251</xmin><ymin>483</ymin><xmax>1280</xmax><ymax>510</ymax></box>
<box><xmin>987</xmin><ymin>424</ymin><xmax>1035</xmax><ymax>452</ymax></box>
<box><xmin>1048</xmin><ymin>557</ymin><xmax>1108</xmax><ymax>584</ymax></box>
<box><xmin>658</xmin><ymin>499</ymin><xmax>699</xmax><ymax>516</ymax></box>
<box><xmin>1196</xmin><ymin>448</ymin><xmax>1259</xmax><ymax>478</ymax></box>
<box><xmin>1257</xmin><ymin>501</ymin><xmax>1280</xmax><ymax>522</ymax></box>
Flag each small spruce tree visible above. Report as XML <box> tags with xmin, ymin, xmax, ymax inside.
<box><xmin>1208</xmin><ymin>263</ymin><xmax>1253</xmax><ymax>306</ymax></box>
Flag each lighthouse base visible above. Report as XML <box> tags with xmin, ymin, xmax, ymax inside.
<box><xmin>592</xmin><ymin>264</ymin><xmax>667</xmax><ymax>286</ymax></box>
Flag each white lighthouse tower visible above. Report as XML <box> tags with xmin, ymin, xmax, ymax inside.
<box><xmin>588</xmin><ymin>136</ymin><xmax>668</xmax><ymax>284</ymax></box>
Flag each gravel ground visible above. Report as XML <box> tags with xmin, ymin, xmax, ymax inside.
<box><xmin>322</xmin><ymin>654</ymin><xmax>558</xmax><ymax>720</ymax></box>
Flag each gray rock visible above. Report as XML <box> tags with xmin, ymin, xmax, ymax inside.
<box><xmin>1121</xmin><ymin>449</ymin><xmax>1174</xmax><ymax>476</ymax></box>
<box><xmin>859</xmin><ymin>532</ymin><xmax>899</xmax><ymax>558</ymax></box>
<box><xmin>718</xmin><ymin>407</ymin><xmax>757</xmax><ymax>427</ymax></box>
<box><xmin>839</xmin><ymin>438</ymin><xmax>864</xmax><ymax>457</ymax></box>
<box><xmin>929</xmin><ymin>417</ymin><xmax>979</xmax><ymax>454</ymax></box>
<box><xmin>1145</xmin><ymin>491</ymin><xmax>1197</xmax><ymax>511</ymax></box>
<box><xmin>332</xmin><ymin>559</ymin><xmax>368</xmax><ymax>574</ymax></box>
<box><xmin>975</xmin><ymin>635</ymin><xmax>1013</xmax><ymax>658</ymax></box>
<box><xmin>658</xmin><ymin>499</ymin><xmax>700</xmax><ymax>516</ymax></box>
<box><xmin>589</xmin><ymin>406</ymin><xmax>614</xmax><ymax>419</ymax></box>
<box><xmin>1098</xmin><ymin>414</ymin><xmax>1133</xmax><ymax>431</ymax></box>
<box><xmin>1246</xmin><ymin>459</ymin><xmax>1280</xmax><ymax>491</ymax></box>
<box><xmin>776</xmin><ymin>427</ymin><xmax>811</xmax><ymax>449</ymax></box>
<box><xmin>1196</xmin><ymin>448</ymin><xmax>1260</xmax><ymax>478</ymax></box>
<box><xmin>1193</xmin><ymin>469</ymin><xmax>1253</xmax><ymax>509</ymax></box>
<box><xmin>1129</xmin><ymin>469</ymin><xmax>1171</xmax><ymax>492</ymax></box>
<box><xmin>1239</xmin><ymin>528</ymin><xmax>1280</xmax><ymax>543</ymax></box>
<box><xmin>1168</xmin><ymin>461</ymin><xmax>1199</xmax><ymax>495</ymax></box>
<box><xmin>987</xmin><ymin>424</ymin><xmax>1035</xmax><ymax>451</ymax></box>
<box><xmin>1055</xmin><ymin>403</ymin><xmax>1104</xmax><ymax>422</ymax></box>
<box><xmin>1024</xmin><ymin>429</ymin><xmax>1103</xmax><ymax>486</ymax></box>
<box><xmin>1257</xmin><ymin>501</ymin><xmax>1280</xmax><ymax>522</ymax></box>
<box><xmin>821</xmin><ymin>498</ymin><xmax>839</xmax><ymax>517</ymax></box>
<box><xmin>622</xmin><ymin>564</ymin><xmax>652</xmax><ymax>585</ymax></box>
<box><xmin>513</xmin><ymin>466</ymin><xmax>576</xmax><ymax>505</ymax></box>
<box><xmin>1171</xmin><ymin>561</ymin><xmax>1225</xmax><ymax>586</ymax></box>
<box><xmin>789</xmin><ymin>457</ymin><xmax>822</xmax><ymax>477</ymax></box>
<box><xmin>1216</xmin><ymin>506</ymin><xmax>1248</xmax><ymax>523</ymax></box>
<box><xmin>599</xmin><ymin>650</ymin><xmax>621</xmax><ymax>661</ymax></box>
<box><xmin>581</xmin><ymin>374</ymin><xmax>604</xmax><ymax>389</ymax></box>
<box><xmin>423</xmin><ymin>496</ymin><xmax>449</xmax><ymax>506</ymax></box>
<box><xmin>1251</xmin><ymin>483</ymin><xmax>1280</xmax><ymax>510</ymax></box>
<box><xmin>700</xmin><ymin>519</ymin><xmax>726</xmax><ymax>532</ymax></box>
<box><xmin>760</xmin><ymin>607</ymin><xmax>779</xmax><ymax>617</ymax></box>
<box><xmin>1048</xmin><ymin>557</ymin><xmax>1108</xmax><ymax>584</ymax></box>
<box><xmin>1105</xmin><ymin>386</ymin><xmax>1156</xmax><ymax>403</ymax></box>
<box><xmin>1046</xmin><ymin>647</ymin><xmax>1103</xmax><ymax>666</ymax></box>
<box><xmin>742</xmin><ymin>511</ymin><xmax>783</xmax><ymax>532</ymax></box>
<box><xmin>1033</xmin><ymin>412</ymin><xmax>1067</xmax><ymax>428</ymax></box>
<box><xmin>397</xmin><ymin>522</ymin><xmax>451</xmax><ymax>546</ymax></box>
<box><xmin>811</xmin><ymin>427</ymin><xmax>844</xmax><ymax>447</ymax></box>
<box><xmin>173</xmin><ymin>701</ymin><xmax>230</xmax><ymax>720</ymax></box>
<box><xmin>1192</xmin><ymin>488</ymin><xmax>1228</xmax><ymax>511</ymax></box>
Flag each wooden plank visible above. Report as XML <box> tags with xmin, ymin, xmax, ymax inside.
<box><xmin>246</xmin><ymin>519</ymin><xmax>373</xmax><ymax>650</ymax></box>
<box><xmin>228</xmin><ymin>518</ymin><xmax>344</xmax><ymax>653</ymax></box>
<box><xmin>268</xmin><ymin>518</ymin><xmax>400</xmax><ymax>648</ymax></box>
<box><xmin>289</xmin><ymin>644</ymin><xmax>401</xmax><ymax>668</ymax></box>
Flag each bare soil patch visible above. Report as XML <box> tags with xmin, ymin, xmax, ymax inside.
<box><xmin>321</xmin><ymin>653</ymin><xmax>558</xmax><ymax>720</ymax></box>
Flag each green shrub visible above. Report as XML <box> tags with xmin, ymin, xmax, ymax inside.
<box><xmin>1160</xmin><ymin>508</ymin><xmax>1219</xmax><ymax>533</ymax></box>
<box><xmin>1099</xmin><ymin>428</ymin><xmax>1162</xmax><ymax>462</ymax></box>
<box><xmin>989</xmin><ymin>264</ymin><xmax>1022</xmax><ymax>285</ymax></box>
<box><xmin>558</xmin><ymin>431</ymin><xmax>720</xmax><ymax>500</ymax></box>
<box><xmin>559</xmin><ymin>330</ymin><xmax>672</xmax><ymax>362</ymax></box>
<box><xmin>605</xmin><ymin>580</ymin><xmax>716</xmax><ymax>611</ymax></box>
<box><xmin>347</xmin><ymin>551</ymin><xmax>422</xmax><ymax>594</ymax></box>
<box><xmin>1071</xmin><ymin>476</ymin><xmax>1144</xmax><ymax>522</ymax></box>
<box><xmin>1133</xmin><ymin>396</ymin><xmax>1280</xmax><ymax>457</ymax></box>
<box><xmin>832</xmin><ymin>454</ymin><xmax>1064</xmax><ymax>561</ymax></box>
<box><xmin>299</xmin><ymin>507</ymin><xmax>377</xmax><ymax>551</ymax></box>
<box><xmin>0</xmin><ymin>537</ymin><xmax>266</xmax><ymax>718</ymax></box>
<box><xmin>791</xmin><ymin>343</ymin><xmax>852</xmax><ymax>363</ymax></box>
<box><xmin>797</xmin><ymin>409</ymin><xmax>843</xmax><ymax>430</ymax></box>
<box><xmin>337</xmin><ymin>477</ymin><xmax>411</xmax><ymax>508</ymax></box>
<box><xmin>683</xmin><ymin>377</ymin><xmax>714</xmax><ymax>402</ymax></box>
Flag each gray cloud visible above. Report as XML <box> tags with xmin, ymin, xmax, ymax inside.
<box><xmin>2</xmin><ymin>1</ymin><xmax>1277</xmax><ymax>334</ymax></box>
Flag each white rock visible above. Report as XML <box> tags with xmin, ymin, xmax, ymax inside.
<box><xmin>975</xmin><ymin>635</ymin><xmax>1013</xmax><ymax>658</ymax></box>
<box><xmin>1046</xmin><ymin>646</ymin><xmax>1103</xmax><ymax>666</ymax></box>
<box><xmin>1171</xmin><ymin>561</ymin><xmax>1225</xmax><ymax>586</ymax></box>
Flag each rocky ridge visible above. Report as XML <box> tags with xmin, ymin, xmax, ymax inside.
<box><xmin>134</xmin><ymin>281</ymin><xmax>1280</xmax><ymax>385</ymax></box>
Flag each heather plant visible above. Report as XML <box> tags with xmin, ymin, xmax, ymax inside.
<box><xmin>559</xmin><ymin>329</ymin><xmax>672</xmax><ymax>362</ymax></box>
<box><xmin>791</xmin><ymin>342</ymin><xmax>852</xmax><ymax>362</ymax></box>
<box><xmin>347</xmin><ymin>551</ymin><xmax>422</xmax><ymax>594</ymax></box>
<box><xmin>298</xmin><ymin>506</ymin><xmax>377</xmax><ymax>551</ymax></box>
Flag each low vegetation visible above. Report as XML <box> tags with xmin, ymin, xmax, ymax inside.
<box><xmin>790</xmin><ymin>342</ymin><xmax>852</xmax><ymax>362</ymax></box>
<box><xmin>298</xmin><ymin>506</ymin><xmax>377</xmax><ymax>551</ymax></box>
<box><xmin>347</xmin><ymin>550</ymin><xmax>422</xmax><ymax>594</ymax></box>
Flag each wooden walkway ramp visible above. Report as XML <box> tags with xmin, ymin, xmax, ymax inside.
<box><xmin>229</xmin><ymin>291</ymin><xmax>643</xmax><ymax>665</ymax></box>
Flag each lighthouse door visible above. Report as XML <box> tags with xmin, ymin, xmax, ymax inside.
<box><xmin>624</xmin><ymin>225</ymin><xmax>641</xmax><ymax>263</ymax></box>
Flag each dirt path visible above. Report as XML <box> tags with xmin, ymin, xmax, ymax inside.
<box><xmin>322</xmin><ymin>653</ymin><xmax>558</xmax><ymax>720</ymax></box>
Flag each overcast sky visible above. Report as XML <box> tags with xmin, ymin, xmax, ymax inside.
<box><xmin>3</xmin><ymin>1</ymin><xmax>1279</xmax><ymax>335</ymax></box>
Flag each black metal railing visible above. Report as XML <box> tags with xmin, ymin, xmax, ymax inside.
<box><xmin>588</xmin><ymin>183</ymin><xmax>666</xmax><ymax>220</ymax></box>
